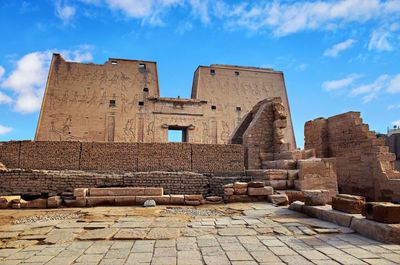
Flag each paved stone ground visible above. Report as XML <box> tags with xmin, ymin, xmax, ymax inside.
<box><xmin>0</xmin><ymin>203</ymin><xmax>399</xmax><ymax>265</ymax></box>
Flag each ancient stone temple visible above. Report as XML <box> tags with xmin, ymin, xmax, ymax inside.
<box><xmin>35</xmin><ymin>54</ymin><xmax>296</xmax><ymax>147</ymax></box>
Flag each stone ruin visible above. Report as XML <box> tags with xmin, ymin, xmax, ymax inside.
<box><xmin>0</xmin><ymin>56</ymin><xmax>399</xmax><ymax>235</ymax></box>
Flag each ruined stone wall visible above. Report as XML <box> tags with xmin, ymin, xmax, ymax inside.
<box><xmin>35</xmin><ymin>54</ymin><xmax>296</xmax><ymax>147</ymax></box>
<box><xmin>0</xmin><ymin>169</ymin><xmax>247</xmax><ymax>197</ymax></box>
<box><xmin>0</xmin><ymin>141</ymin><xmax>244</xmax><ymax>174</ymax></box>
<box><xmin>305</xmin><ymin>112</ymin><xmax>400</xmax><ymax>201</ymax></box>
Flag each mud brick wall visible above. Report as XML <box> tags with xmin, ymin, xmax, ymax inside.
<box><xmin>0</xmin><ymin>141</ymin><xmax>20</xmax><ymax>168</ymax></box>
<box><xmin>138</xmin><ymin>143</ymin><xmax>192</xmax><ymax>172</ymax></box>
<box><xmin>305</xmin><ymin>112</ymin><xmax>400</xmax><ymax>201</ymax></box>
<box><xmin>80</xmin><ymin>142</ymin><xmax>138</xmax><ymax>171</ymax></box>
<box><xmin>0</xmin><ymin>169</ymin><xmax>233</xmax><ymax>196</ymax></box>
<box><xmin>20</xmin><ymin>141</ymin><xmax>81</xmax><ymax>170</ymax></box>
<box><xmin>0</xmin><ymin>141</ymin><xmax>244</xmax><ymax>174</ymax></box>
<box><xmin>191</xmin><ymin>144</ymin><xmax>244</xmax><ymax>173</ymax></box>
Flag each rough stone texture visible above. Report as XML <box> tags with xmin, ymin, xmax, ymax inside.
<box><xmin>362</xmin><ymin>202</ymin><xmax>400</xmax><ymax>223</ymax></box>
<box><xmin>47</xmin><ymin>196</ymin><xmax>62</xmax><ymax>208</ymax></box>
<box><xmin>332</xmin><ymin>194</ymin><xmax>365</xmax><ymax>214</ymax></box>
<box><xmin>268</xmin><ymin>194</ymin><xmax>289</xmax><ymax>206</ymax></box>
<box><xmin>0</xmin><ymin>141</ymin><xmax>244</xmax><ymax>174</ymax></box>
<box><xmin>26</xmin><ymin>199</ymin><xmax>47</xmax><ymax>208</ymax></box>
<box><xmin>143</xmin><ymin>200</ymin><xmax>156</xmax><ymax>207</ymax></box>
<box><xmin>295</xmin><ymin>158</ymin><xmax>338</xmax><ymax>198</ymax></box>
<box><xmin>305</xmin><ymin>112</ymin><xmax>400</xmax><ymax>201</ymax></box>
<box><xmin>303</xmin><ymin>190</ymin><xmax>331</xmax><ymax>206</ymax></box>
<box><xmin>248</xmin><ymin>187</ymin><xmax>273</xmax><ymax>196</ymax></box>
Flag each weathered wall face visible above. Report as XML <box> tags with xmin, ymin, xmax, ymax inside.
<box><xmin>387</xmin><ymin>132</ymin><xmax>400</xmax><ymax>170</ymax></box>
<box><xmin>305</xmin><ymin>112</ymin><xmax>400</xmax><ymax>201</ymax></box>
<box><xmin>0</xmin><ymin>141</ymin><xmax>244</xmax><ymax>174</ymax></box>
<box><xmin>0</xmin><ymin>170</ymin><xmax>250</xmax><ymax>197</ymax></box>
<box><xmin>35</xmin><ymin>55</ymin><xmax>295</xmax><ymax>147</ymax></box>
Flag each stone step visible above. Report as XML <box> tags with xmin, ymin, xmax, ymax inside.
<box><xmin>88</xmin><ymin>187</ymin><xmax>163</xmax><ymax>197</ymax></box>
<box><xmin>246</xmin><ymin>169</ymin><xmax>288</xmax><ymax>180</ymax></box>
<box><xmin>262</xmin><ymin>159</ymin><xmax>297</xmax><ymax>170</ymax></box>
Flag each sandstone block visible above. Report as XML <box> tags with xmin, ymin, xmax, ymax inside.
<box><xmin>26</xmin><ymin>198</ymin><xmax>47</xmax><ymax>208</ymax></box>
<box><xmin>47</xmin><ymin>196</ymin><xmax>62</xmax><ymax>208</ymax></box>
<box><xmin>64</xmin><ymin>198</ymin><xmax>87</xmax><ymax>207</ymax></box>
<box><xmin>275</xmin><ymin>159</ymin><xmax>297</xmax><ymax>169</ymax></box>
<box><xmin>144</xmin><ymin>200</ymin><xmax>156</xmax><ymax>207</ymax></box>
<box><xmin>223</xmin><ymin>183</ymin><xmax>233</xmax><ymax>189</ymax></box>
<box><xmin>136</xmin><ymin>196</ymin><xmax>171</xmax><ymax>205</ymax></box>
<box><xmin>144</xmin><ymin>187</ymin><xmax>163</xmax><ymax>196</ymax></box>
<box><xmin>233</xmin><ymin>182</ymin><xmax>248</xmax><ymax>189</ymax></box>
<box><xmin>185</xmin><ymin>200</ymin><xmax>201</xmax><ymax>206</ymax></box>
<box><xmin>11</xmin><ymin>203</ymin><xmax>21</xmax><ymax>209</ymax></box>
<box><xmin>184</xmin><ymin>195</ymin><xmax>204</xmax><ymax>201</ymax></box>
<box><xmin>73</xmin><ymin>188</ymin><xmax>88</xmax><ymax>198</ymax></box>
<box><xmin>234</xmin><ymin>188</ymin><xmax>247</xmax><ymax>195</ymax></box>
<box><xmin>224</xmin><ymin>188</ymin><xmax>234</xmax><ymax>196</ymax></box>
<box><xmin>268</xmin><ymin>194</ymin><xmax>289</xmax><ymax>206</ymax></box>
<box><xmin>284</xmin><ymin>190</ymin><xmax>304</xmax><ymax>203</ymax></box>
<box><xmin>286</xmin><ymin>180</ymin><xmax>294</xmax><ymax>189</ymax></box>
<box><xmin>362</xmin><ymin>202</ymin><xmax>400</xmax><ymax>224</ymax></box>
<box><xmin>86</xmin><ymin>197</ymin><xmax>115</xmax><ymax>207</ymax></box>
<box><xmin>115</xmin><ymin>196</ymin><xmax>136</xmax><ymax>206</ymax></box>
<box><xmin>206</xmin><ymin>196</ymin><xmax>223</xmax><ymax>202</ymax></box>
<box><xmin>248</xmin><ymin>186</ymin><xmax>273</xmax><ymax>196</ymax></box>
<box><xmin>89</xmin><ymin>187</ymin><xmax>144</xmax><ymax>197</ymax></box>
<box><xmin>332</xmin><ymin>194</ymin><xmax>365</xmax><ymax>214</ymax></box>
<box><xmin>0</xmin><ymin>196</ymin><xmax>21</xmax><ymax>209</ymax></box>
<box><xmin>247</xmin><ymin>181</ymin><xmax>264</xmax><ymax>188</ymax></box>
<box><xmin>265</xmin><ymin>180</ymin><xmax>287</xmax><ymax>190</ymax></box>
<box><xmin>287</xmin><ymin>170</ymin><xmax>299</xmax><ymax>180</ymax></box>
<box><xmin>303</xmin><ymin>190</ymin><xmax>330</xmax><ymax>206</ymax></box>
<box><xmin>170</xmin><ymin>195</ymin><xmax>185</xmax><ymax>205</ymax></box>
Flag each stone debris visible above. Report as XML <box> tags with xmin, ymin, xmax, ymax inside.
<box><xmin>143</xmin><ymin>200</ymin><xmax>156</xmax><ymax>207</ymax></box>
<box><xmin>303</xmin><ymin>190</ymin><xmax>331</xmax><ymax>206</ymax></box>
<box><xmin>362</xmin><ymin>202</ymin><xmax>400</xmax><ymax>224</ymax></box>
<box><xmin>268</xmin><ymin>194</ymin><xmax>289</xmax><ymax>206</ymax></box>
<box><xmin>332</xmin><ymin>194</ymin><xmax>365</xmax><ymax>214</ymax></box>
<box><xmin>163</xmin><ymin>207</ymin><xmax>223</xmax><ymax>217</ymax></box>
<box><xmin>12</xmin><ymin>213</ymin><xmax>83</xmax><ymax>225</ymax></box>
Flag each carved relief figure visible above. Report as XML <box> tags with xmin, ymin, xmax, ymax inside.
<box><xmin>202</xmin><ymin>121</ymin><xmax>209</xmax><ymax>144</ymax></box>
<box><xmin>122</xmin><ymin>119</ymin><xmax>135</xmax><ymax>142</ymax></box>
<box><xmin>221</xmin><ymin>121</ymin><xmax>230</xmax><ymax>143</ymax></box>
<box><xmin>147</xmin><ymin>121</ymin><xmax>154</xmax><ymax>140</ymax></box>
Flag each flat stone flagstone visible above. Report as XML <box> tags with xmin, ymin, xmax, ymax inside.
<box><xmin>0</xmin><ymin>203</ymin><xmax>399</xmax><ymax>265</ymax></box>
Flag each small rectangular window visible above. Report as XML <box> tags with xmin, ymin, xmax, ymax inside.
<box><xmin>138</xmin><ymin>101</ymin><xmax>144</xmax><ymax>106</ymax></box>
<box><xmin>236</xmin><ymin>106</ymin><xmax>241</xmax><ymax>111</ymax></box>
<box><xmin>109</xmin><ymin>100</ymin><xmax>116</xmax><ymax>107</ymax></box>
<box><xmin>143</xmin><ymin>87</ymin><xmax>149</xmax><ymax>92</ymax></box>
<box><xmin>111</xmin><ymin>60</ymin><xmax>118</xmax><ymax>65</ymax></box>
<box><xmin>139</xmin><ymin>63</ymin><xmax>146</xmax><ymax>70</ymax></box>
<box><xmin>235</xmin><ymin>71</ymin><xmax>240</xmax><ymax>76</ymax></box>
<box><xmin>210</xmin><ymin>69</ymin><xmax>215</xmax><ymax>75</ymax></box>
<box><xmin>211</xmin><ymin>105</ymin><xmax>216</xmax><ymax>110</ymax></box>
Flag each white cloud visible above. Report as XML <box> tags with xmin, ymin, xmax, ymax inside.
<box><xmin>0</xmin><ymin>92</ymin><xmax>12</xmax><ymax>104</ymax></box>
<box><xmin>368</xmin><ymin>29</ymin><xmax>394</xmax><ymax>51</ymax></box>
<box><xmin>322</xmin><ymin>73</ymin><xmax>361</xmax><ymax>91</ymax></box>
<box><xmin>392</xmin><ymin>120</ymin><xmax>400</xmax><ymax>127</ymax></box>
<box><xmin>323</xmin><ymin>39</ymin><xmax>355</xmax><ymax>57</ymax></box>
<box><xmin>104</xmin><ymin>0</ymin><xmax>183</xmax><ymax>25</ymax></box>
<box><xmin>0</xmin><ymin>125</ymin><xmax>12</xmax><ymax>135</ymax></box>
<box><xmin>387</xmin><ymin>74</ymin><xmax>400</xmax><ymax>93</ymax></box>
<box><xmin>1</xmin><ymin>47</ymin><xmax>93</xmax><ymax>114</ymax></box>
<box><xmin>55</xmin><ymin>0</ymin><xmax>76</xmax><ymax>24</ymax></box>
<box><xmin>188</xmin><ymin>0</ymin><xmax>210</xmax><ymax>24</ymax></box>
<box><xmin>388</xmin><ymin>104</ymin><xmax>400</xmax><ymax>110</ymax></box>
<box><xmin>350</xmin><ymin>74</ymin><xmax>389</xmax><ymax>103</ymax></box>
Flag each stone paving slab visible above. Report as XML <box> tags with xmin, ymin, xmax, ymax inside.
<box><xmin>0</xmin><ymin>203</ymin><xmax>399</xmax><ymax>265</ymax></box>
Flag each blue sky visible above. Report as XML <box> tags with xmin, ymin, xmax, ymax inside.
<box><xmin>0</xmin><ymin>0</ymin><xmax>400</xmax><ymax>147</ymax></box>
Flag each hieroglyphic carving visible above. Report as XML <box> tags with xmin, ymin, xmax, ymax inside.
<box><xmin>202</xmin><ymin>121</ymin><xmax>209</xmax><ymax>144</ymax></box>
<box><xmin>137</xmin><ymin>116</ymin><xmax>144</xmax><ymax>142</ymax></box>
<box><xmin>121</xmin><ymin>118</ymin><xmax>135</xmax><ymax>142</ymax></box>
<box><xmin>221</xmin><ymin>121</ymin><xmax>230</xmax><ymax>143</ymax></box>
<box><xmin>210</xmin><ymin>120</ymin><xmax>217</xmax><ymax>144</ymax></box>
<box><xmin>147</xmin><ymin>121</ymin><xmax>155</xmax><ymax>142</ymax></box>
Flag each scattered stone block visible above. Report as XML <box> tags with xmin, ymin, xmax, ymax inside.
<box><xmin>248</xmin><ymin>186</ymin><xmax>273</xmax><ymax>196</ymax></box>
<box><xmin>362</xmin><ymin>202</ymin><xmax>400</xmax><ymax>224</ymax></box>
<box><xmin>268</xmin><ymin>194</ymin><xmax>289</xmax><ymax>206</ymax></box>
<box><xmin>224</xmin><ymin>188</ymin><xmax>234</xmax><ymax>196</ymax></box>
<box><xmin>86</xmin><ymin>197</ymin><xmax>115</xmax><ymax>207</ymax></box>
<box><xmin>303</xmin><ymin>190</ymin><xmax>330</xmax><ymax>206</ymax></box>
<box><xmin>89</xmin><ymin>187</ymin><xmax>145</xmax><ymax>197</ymax></box>
<box><xmin>332</xmin><ymin>194</ymin><xmax>365</xmax><ymax>214</ymax></box>
<box><xmin>0</xmin><ymin>196</ymin><xmax>21</xmax><ymax>209</ymax></box>
<box><xmin>47</xmin><ymin>196</ymin><xmax>62</xmax><ymax>208</ymax></box>
<box><xmin>170</xmin><ymin>195</ymin><xmax>185</xmax><ymax>205</ymax></box>
<box><xmin>350</xmin><ymin>216</ymin><xmax>400</xmax><ymax>244</ymax></box>
<box><xmin>275</xmin><ymin>159</ymin><xmax>296</xmax><ymax>169</ymax></box>
<box><xmin>11</xmin><ymin>203</ymin><xmax>21</xmax><ymax>209</ymax></box>
<box><xmin>143</xmin><ymin>200</ymin><xmax>156</xmax><ymax>207</ymax></box>
<box><xmin>233</xmin><ymin>182</ymin><xmax>248</xmax><ymax>189</ymax></box>
<box><xmin>74</xmin><ymin>188</ymin><xmax>88</xmax><ymax>198</ymax></box>
<box><xmin>26</xmin><ymin>198</ymin><xmax>47</xmax><ymax>209</ymax></box>
<box><xmin>223</xmin><ymin>183</ymin><xmax>233</xmax><ymax>188</ymax></box>
<box><xmin>137</xmin><ymin>196</ymin><xmax>170</xmax><ymax>205</ymax></box>
<box><xmin>224</xmin><ymin>195</ymin><xmax>253</xmax><ymax>203</ymax></box>
<box><xmin>184</xmin><ymin>195</ymin><xmax>203</xmax><ymax>201</ymax></box>
<box><xmin>247</xmin><ymin>181</ymin><xmax>264</xmax><ymax>188</ymax></box>
<box><xmin>205</xmin><ymin>196</ymin><xmax>223</xmax><ymax>202</ymax></box>
<box><xmin>234</xmin><ymin>188</ymin><xmax>247</xmax><ymax>195</ymax></box>
<box><xmin>284</xmin><ymin>190</ymin><xmax>304</xmax><ymax>203</ymax></box>
<box><xmin>115</xmin><ymin>196</ymin><xmax>136</xmax><ymax>206</ymax></box>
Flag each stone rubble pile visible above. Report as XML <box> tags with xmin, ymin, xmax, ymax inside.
<box><xmin>223</xmin><ymin>181</ymin><xmax>281</xmax><ymax>203</ymax></box>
